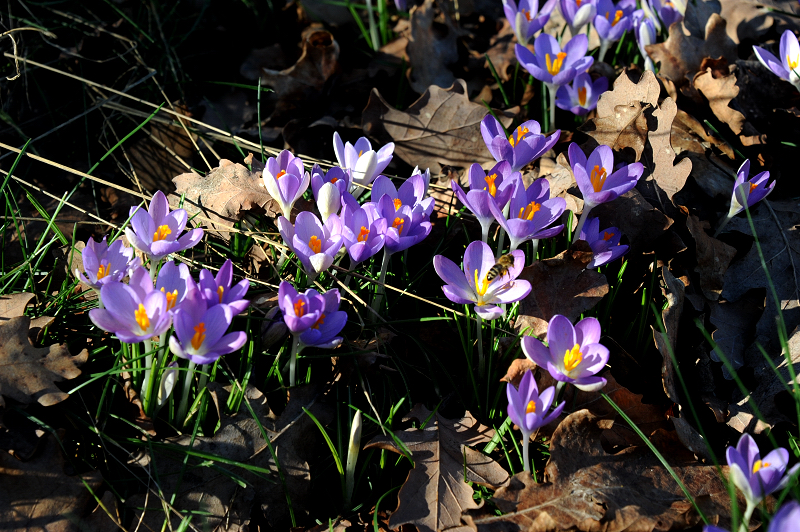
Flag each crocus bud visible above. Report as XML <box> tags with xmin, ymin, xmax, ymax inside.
<box><xmin>351</xmin><ymin>150</ymin><xmax>377</xmax><ymax>199</ymax></box>
<box><xmin>344</xmin><ymin>410</ymin><xmax>362</xmax><ymax>507</ymax></box>
<box><xmin>317</xmin><ymin>182</ymin><xmax>341</xmax><ymax>222</ymax></box>
<box><xmin>156</xmin><ymin>362</ymin><xmax>179</xmax><ymax>414</ymax></box>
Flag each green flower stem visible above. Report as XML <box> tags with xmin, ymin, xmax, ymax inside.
<box><xmin>289</xmin><ymin>336</ymin><xmax>303</xmax><ymax>387</ymax></box>
<box><xmin>572</xmin><ymin>207</ymin><xmax>592</xmax><ymax>244</ymax></box>
<box><xmin>547</xmin><ymin>83</ymin><xmax>557</xmax><ymax>132</ymax></box>
<box><xmin>141</xmin><ymin>338</ymin><xmax>155</xmax><ymax>413</ymax></box>
<box><xmin>481</xmin><ymin>225</ymin><xmax>490</xmax><ymax>244</ymax></box>
<box><xmin>477</xmin><ymin>315</ymin><xmax>485</xmax><ymax>377</ymax></box>
<box><xmin>496</xmin><ymin>204</ymin><xmax>511</xmax><ymax>260</ymax></box>
<box><xmin>177</xmin><ymin>360</ymin><xmax>197</xmax><ymax>424</ymax></box>
<box><xmin>598</xmin><ymin>40</ymin><xmax>610</xmax><ymax>63</ymax></box>
<box><xmin>522</xmin><ymin>433</ymin><xmax>531</xmax><ymax>473</ymax></box>
<box><xmin>740</xmin><ymin>500</ymin><xmax>756</xmax><ymax>532</ymax></box>
<box><xmin>148</xmin><ymin>259</ymin><xmax>159</xmax><ymax>281</ymax></box>
<box><xmin>554</xmin><ymin>380</ymin><xmax>566</xmax><ymax>407</ymax></box>
<box><xmin>714</xmin><ymin>213</ymin><xmax>733</xmax><ymax>238</ymax></box>
<box><xmin>371</xmin><ymin>248</ymin><xmax>391</xmax><ymax>318</ymax></box>
<box><xmin>197</xmin><ymin>363</ymin><xmax>210</xmax><ymax>392</ymax></box>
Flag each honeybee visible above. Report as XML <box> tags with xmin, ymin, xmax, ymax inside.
<box><xmin>486</xmin><ymin>253</ymin><xmax>515</xmax><ymax>281</ymax></box>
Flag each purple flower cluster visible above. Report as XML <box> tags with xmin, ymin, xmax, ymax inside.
<box><xmin>594</xmin><ymin>0</ymin><xmax>636</xmax><ymax>61</ymax></box>
<box><xmin>502</xmin><ymin>0</ymin><xmax>557</xmax><ymax>46</ymax></box>
<box><xmin>126</xmin><ymin>191</ymin><xmax>203</xmax><ymax>263</ymax></box>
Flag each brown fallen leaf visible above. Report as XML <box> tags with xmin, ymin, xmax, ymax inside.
<box><xmin>361</xmin><ymin>79</ymin><xmax>516</xmax><ymax>174</ymax></box>
<box><xmin>407</xmin><ymin>0</ymin><xmax>465</xmax><ymax>94</ymax></box>
<box><xmin>592</xmin><ymin>189</ymin><xmax>673</xmax><ymax>254</ymax></box>
<box><xmin>484</xmin><ymin>19</ymin><xmax>515</xmax><ymax>82</ymax></box>
<box><xmin>515</xmin><ymin>243</ymin><xmax>609</xmax><ymax>338</ymax></box>
<box><xmin>719</xmin><ymin>0</ymin><xmax>800</xmax><ymax>44</ymax></box>
<box><xmin>463</xmin><ymin>410</ymin><xmax>740</xmax><ymax>532</ymax></box>
<box><xmin>127</xmin><ymin>383</ymin><xmax>331</xmax><ymax>529</ymax></box>
<box><xmin>646</xmin><ymin>12</ymin><xmax>736</xmax><ymax>86</ymax></box>
<box><xmin>0</xmin><ymin>316</ymin><xmax>87</xmax><ymax>408</ymax></box>
<box><xmin>640</xmin><ymin>96</ymin><xmax>692</xmax><ymax>206</ymax></box>
<box><xmin>0</xmin><ymin>432</ymin><xmax>104</xmax><ymax>531</ymax></box>
<box><xmin>364</xmin><ymin>404</ymin><xmax>508</xmax><ymax>532</ymax></box>
<box><xmin>709</xmin><ymin>288</ymin><xmax>766</xmax><ymax>378</ymax></box>
<box><xmin>0</xmin><ymin>292</ymin><xmax>35</xmax><ymax>320</ymax></box>
<box><xmin>684</xmin><ymin>207</ymin><xmax>737</xmax><ymax>301</ymax></box>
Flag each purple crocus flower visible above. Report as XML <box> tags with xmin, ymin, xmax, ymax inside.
<box><xmin>394</xmin><ymin>0</ymin><xmax>407</xmax><ymax>10</ymax></box>
<box><xmin>729</xmin><ymin>159</ymin><xmax>775</xmax><ymax>218</ymax></box>
<box><xmin>516</xmin><ymin>34</ymin><xmax>594</xmax><ymax>90</ymax></box>
<box><xmin>452</xmin><ymin>162</ymin><xmax>521</xmax><ymax>242</ymax></box>
<box><xmin>768</xmin><ymin>501</ymin><xmax>800</xmax><ymax>532</ymax></box>
<box><xmin>75</xmin><ymin>236</ymin><xmax>137</xmax><ymax>292</ymax></box>
<box><xmin>333</xmin><ymin>132</ymin><xmax>394</xmax><ymax>198</ymax></box>
<box><xmin>372</xmin><ymin>173</ymin><xmax>435</xmax><ymax>221</ymax></box>
<box><xmin>507</xmin><ymin>369</ymin><xmax>565</xmax><ymax>471</ymax></box>
<box><xmin>633</xmin><ymin>11</ymin><xmax>657</xmax><ymax>71</ymax></box>
<box><xmin>559</xmin><ymin>0</ymin><xmax>597</xmax><ymax>35</ymax></box>
<box><xmin>263</xmin><ymin>150</ymin><xmax>309</xmax><ymax>220</ymax></box>
<box><xmin>727</xmin><ymin>433</ymin><xmax>799</xmax><ymax>507</ymax></box>
<box><xmin>311</xmin><ymin>164</ymin><xmax>350</xmax><ymax>198</ymax></box>
<box><xmin>503</xmin><ymin>0</ymin><xmax>557</xmax><ymax>45</ymax></box>
<box><xmin>488</xmin><ymin>177</ymin><xmax>566</xmax><ymax>252</ymax></box>
<box><xmin>555</xmin><ymin>72</ymin><xmax>608</xmax><ymax>115</ymax></box>
<box><xmin>278</xmin><ymin>281</ymin><xmax>328</xmax><ymax>335</ymax></box>
<box><xmin>89</xmin><ymin>275</ymin><xmax>172</xmax><ymax>343</ymax></box>
<box><xmin>278</xmin><ymin>212</ymin><xmax>343</xmax><ymax>281</ymax></box>
<box><xmin>650</xmin><ymin>0</ymin><xmax>684</xmax><ymax>29</ymax></box>
<box><xmin>340</xmin><ymin>200</ymin><xmax>387</xmax><ymax>267</ymax></box>
<box><xmin>126</xmin><ymin>191</ymin><xmax>204</xmax><ymax>263</ymax></box>
<box><xmin>378</xmin><ymin>197</ymin><xmax>432</xmax><ymax>254</ymax></box>
<box><xmin>522</xmin><ymin>315</ymin><xmax>609</xmax><ymax>392</ymax></box>
<box><xmin>568</xmin><ymin>142</ymin><xmax>644</xmax><ymax>217</ymax></box>
<box><xmin>169</xmin><ymin>301</ymin><xmax>247</xmax><ymax>365</ymax></box>
<box><xmin>155</xmin><ymin>260</ymin><xmax>196</xmax><ymax>313</ymax></box>
<box><xmin>298</xmin><ymin>288</ymin><xmax>347</xmax><ymax>349</ymax></box>
<box><xmin>754</xmin><ymin>30</ymin><xmax>800</xmax><ymax>91</ymax></box>
<box><xmin>594</xmin><ymin>0</ymin><xmax>635</xmax><ymax>61</ymax></box>
<box><xmin>481</xmin><ymin>115</ymin><xmax>560</xmax><ymax>172</ymax></box>
<box><xmin>198</xmin><ymin>259</ymin><xmax>250</xmax><ymax>315</ymax></box>
<box><xmin>433</xmin><ymin>240</ymin><xmax>531</xmax><ymax>320</ymax></box>
<box><xmin>578</xmin><ymin>217</ymin><xmax>628</xmax><ymax>268</ymax></box>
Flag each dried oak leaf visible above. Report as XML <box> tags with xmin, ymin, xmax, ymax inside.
<box><xmin>364</xmin><ymin>404</ymin><xmax>508</xmax><ymax>532</ymax></box>
<box><xmin>640</xmin><ymin>97</ymin><xmax>692</xmax><ymax>206</ymax></box>
<box><xmin>0</xmin><ymin>432</ymin><xmax>103</xmax><ymax>531</ymax></box>
<box><xmin>592</xmin><ymin>189</ymin><xmax>673</xmax><ymax>254</ymax></box>
<box><xmin>645</xmin><ymin>11</ymin><xmax>736</xmax><ymax>86</ymax></box>
<box><xmin>0</xmin><ymin>316</ymin><xmax>87</xmax><ymax>408</ymax></box>
<box><xmin>484</xmin><ymin>19</ymin><xmax>516</xmax><ymax>82</ymax></box>
<box><xmin>463</xmin><ymin>410</ymin><xmax>739</xmax><ymax>532</ymax></box>
<box><xmin>515</xmin><ymin>243</ymin><xmax>609</xmax><ymax>338</ymax></box>
<box><xmin>0</xmin><ymin>292</ymin><xmax>35</xmax><ymax>320</ymax></box>
<box><xmin>407</xmin><ymin>0</ymin><xmax>465</xmax><ymax>94</ymax></box>
<box><xmin>709</xmin><ymin>288</ymin><xmax>766</xmax><ymax>379</ymax></box>
<box><xmin>127</xmin><ymin>383</ymin><xmax>331</xmax><ymax>529</ymax></box>
<box><xmin>172</xmin><ymin>158</ymin><xmax>283</xmax><ymax>240</ymax></box>
<box><xmin>683</xmin><ymin>207</ymin><xmax>737</xmax><ymax>301</ymax></box>
<box><xmin>719</xmin><ymin>0</ymin><xmax>800</xmax><ymax>44</ymax></box>
<box><xmin>362</xmin><ymin>79</ymin><xmax>516</xmax><ymax>175</ymax></box>
<box><xmin>671</xmin><ymin>109</ymin><xmax>736</xmax><ymax>199</ymax></box>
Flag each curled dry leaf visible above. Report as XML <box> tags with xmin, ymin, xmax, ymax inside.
<box><xmin>719</xmin><ymin>0</ymin><xmax>800</xmax><ymax>44</ymax></box>
<box><xmin>0</xmin><ymin>316</ymin><xmax>87</xmax><ymax>408</ymax></box>
<box><xmin>515</xmin><ymin>243</ymin><xmax>609</xmax><ymax>338</ymax></box>
<box><xmin>463</xmin><ymin>410</ymin><xmax>740</xmax><ymax>532</ymax></box>
<box><xmin>127</xmin><ymin>383</ymin><xmax>332</xmax><ymax>529</ymax></box>
<box><xmin>709</xmin><ymin>288</ymin><xmax>765</xmax><ymax>378</ymax></box>
<box><xmin>407</xmin><ymin>0</ymin><xmax>465</xmax><ymax>94</ymax></box>
<box><xmin>0</xmin><ymin>292</ymin><xmax>35</xmax><ymax>320</ymax></box>
<box><xmin>364</xmin><ymin>404</ymin><xmax>508</xmax><ymax>532</ymax></box>
<box><xmin>640</xmin><ymin>97</ymin><xmax>692</xmax><ymax>207</ymax></box>
<box><xmin>671</xmin><ymin>109</ymin><xmax>736</xmax><ymax>199</ymax></box>
<box><xmin>362</xmin><ymin>79</ymin><xmax>516</xmax><ymax>175</ymax></box>
<box><xmin>591</xmin><ymin>189</ymin><xmax>673</xmax><ymax>254</ymax></box>
<box><xmin>683</xmin><ymin>207</ymin><xmax>737</xmax><ymax>301</ymax></box>
<box><xmin>0</xmin><ymin>432</ymin><xmax>103</xmax><ymax>531</ymax></box>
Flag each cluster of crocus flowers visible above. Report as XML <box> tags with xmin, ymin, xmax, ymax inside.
<box><xmin>568</xmin><ymin>143</ymin><xmax>644</xmax><ymax>239</ymax></box>
<box><xmin>594</xmin><ymin>0</ymin><xmax>636</xmax><ymax>62</ymax></box>
<box><xmin>516</xmin><ymin>33</ymin><xmax>593</xmax><ymax>127</ymax></box>
<box><xmin>278</xmin><ymin>281</ymin><xmax>347</xmax><ymax>385</ymax></box>
<box><xmin>558</xmin><ymin>0</ymin><xmax>597</xmax><ymax>36</ymax></box>
<box><xmin>452</xmin><ymin>161</ymin><xmax>520</xmax><ymax>243</ymax></box>
<box><xmin>506</xmin><ymin>369</ymin><xmax>564</xmax><ymax>472</ymax></box>
<box><xmin>75</xmin><ymin>236</ymin><xmax>139</xmax><ymax>300</ymax></box>
<box><xmin>715</xmin><ymin>159</ymin><xmax>775</xmax><ymax>236</ymax></box>
<box><xmin>578</xmin><ymin>217</ymin><xmax>628</xmax><ymax>268</ymax></box>
<box><xmin>555</xmin><ymin>72</ymin><xmax>608</xmax><ymax>115</ymax></box>
<box><xmin>481</xmin><ymin>115</ymin><xmax>561</xmax><ymax>173</ymax></box>
<box><xmin>753</xmin><ymin>30</ymin><xmax>800</xmax><ymax>92</ymax></box>
<box><xmin>502</xmin><ymin>0</ymin><xmax>557</xmax><ymax>45</ymax></box>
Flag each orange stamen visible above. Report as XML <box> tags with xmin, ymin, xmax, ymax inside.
<box><xmin>508</xmin><ymin>126</ymin><xmax>530</xmax><ymax>148</ymax></box>
<box><xmin>577</xmin><ymin>87</ymin><xmax>587</xmax><ymax>106</ymax></box>
<box><xmin>160</xmin><ymin>287</ymin><xmax>179</xmax><ymax>311</ymax></box>
<box><xmin>518</xmin><ymin>201</ymin><xmax>541</xmax><ymax>221</ymax></box>
<box><xmin>606</xmin><ymin>10</ymin><xmax>623</xmax><ymax>26</ymax></box>
<box><xmin>134</xmin><ymin>303</ymin><xmax>150</xmax><ymax>331</ymax></box>
<box><xmin>545</xmin><ymin>52</ymin><xmax>568</xmax><ymax>76</ymax></box>
<box><xmin>788</xmin><ymin>55</ymin><xmax>799</xmax><ymax>70</ymax></box>
<box><xmin>392</xmin><ymin>217</ymin><xmax>404</xmax><ymax>235</ymax></box>
<box><xmin>276</xmin><ymin>170</ymin><xmax>287</xmax><ymax>179</ymax></box>
<box><xmin>590</xmin><ymin>165</ymin><xmax>608</xmax><ymax>192</ymax></box>
<box><xmin>294</xmin><ymin>299</ymin><xmax>306</xmax><ymax>317</ymax></box>
<box><xmin>522</xmin><ymin>9</ymin><xmax>532</xmax><ymax>22</ymax></box>
<box><xmin>357</xmin><ymin>226</ymin><xmax>370</xmax><ymax>243</ymax></box>
<box><xmin>331</xmin><ymin>177</ymin><xmax>339</xmax><ymax>183</ymax></box>
<box><xmin>525</xmin><ymin>400</ymin><xmax>537</xmax><ymax>414</ymax></box>
<box><xmin>153</xmin><ymin>224</ymin><xmax>171</xmax><ymax>242</ymax></box>
<box><xmin>603</xmin><ymin>231</ymin><xmax>614</xmax><ymax>241</ymax></box>
<box><xmin>749</xmin><ymin>182</ymin><xmax>758</xmax><ymax>194</ymax></box>
<box><xmin>217</xmin><ymin>285</ymin><xmax>224</xmax><ymax>303</ymax></box>
<box><xmin>393</xmin><ymin>198</ymin><xmax>403</xmax><ymax>210</ymax></box>
<box><xmin>312</xmin><ymin>312</ymin><xmax>326</xmax><ymax>330</ymax></box>
<box><xmin>309</xmin><ymin>235</ymin><xmax>322</xmax><ymax>254</ymax></box>
<box><xmin>191</xmin><ymin>322</ymin><xmax>206</xmax><ymax>350</ymax></box>
<box><xmin>753</xmin><ymin>460</ymin><xmax>771</xmax><ymax>473</ymax></box>
<box><xmin>484</xmin><ymin>173</ymin><xmax>498</xmax><ymax>197</ymax></box>
<box><xmin>97</xmin><ymin>263</ymin><xmax>110</xmax><ymax>280</ymax></box>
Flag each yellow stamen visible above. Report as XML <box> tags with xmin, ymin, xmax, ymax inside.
<box><xmin>97</xmin><ymin>263</ymin><xmax>110</xmax><ymax>280</ymax></box>
<box><xmin>276</xmin><ymin>170</ymin><xmax>287</xmax><ymax>179</ymax></box>
<box><xmin>577</xmin><ymin>87</ymin><xmax>587</xmax><ymax>106</ymax></box>
<box><xmin>392</xmin><ymin>217</ymin><xmax>404</xmax><ymax>235</ymax></box>
<box><xmin>522</xmin><ymin>9</ymin><xmax>532</xmax><ymax>22</ymax></box>
<box><xmin>484</xmin><ymin>173</ymin><xmax>498</xmax><ymax>197</ymax></box>
<box><xmin>160</xmin><ymin>287</ymin><xmax>179</xmax><ymax>311</ymax></box>
<box><xmin>134</xmin><ymin>303</ymin><xmax>150</xmax><ymax>331</ymax></box>
<box><xmin>603</xmin><ymin>231</ymin><xmax>614</xmax><ymax>241</ymax></box>
<box><xmin>606</xmin><ymin>10</ymin><xmax>623</xmax><ymax>26</ymax></box>
<box><xmin>590</xmin><ymin>165</ymin><xmax>608</xmax><ymax>192</ymax></box>
<box><xmin>357</xmin><ymin>226</ymin><xmax>370</xmax><ymax>242</ymax></box>
<box><xmin>153</xmin><ymin>224</ymin><xmax>171</xmax><ymax>242</ymax></box>
<box><xmin>294</xmin><ymin>299</ymin><xmax>306</xmax><ymax>317</ymax></box>
<box><xmin>508</xmin><ymin>126</ymin><xmax>530</xmax><ymax>148</ymax></box>
<box><xmin>217</xmin><ymin>285</ymin><xmax>224</xmax><ymax>303</ymax></box>
<box><xmin>525</xmin><ymin>400</ymin><xmax>537</xmax><ymax>414</ymax></box>
<box><xmin>752</xmin><ymin>460</ymin><xmax>771</xmax><ymax>473</ymax></box>
<box><xmin>191</xmin><ymin>322</ymin><xmax>206</xmax><ymax>350</ymax></box>
<box><xmin>309</xmin><ymin>235</ymin><xmax>322</xmax><ymax>254</ymax></box>
<box><xmin>358</xmin><ymin>150</ymin><xmax>363</xmax><ymax>157</ymax></box>
<box><xmin>393</xmin><ymin>198</ymin><xmax>403</xmax><ymax>210</ymax></box>
<box><xmin>545</xmin><ymin>52</ymin><xmax>568</xmax><ymax>76</ymax></box>
<box><xmin>312</xmin><ymin>312</ymin><xmax>326</xmax><ymax>330</ymax></box>
<box><xmin>518</xmin><ymin>201</ymin><xmax>541</xmax><ymax>221</ymax></box>
<box><xmin>563</xmin><ymin>343</ymin><xmax>583</xmax><ymax>372</ymax></box>
<box><xmin>474</xmin><ymin>269</ymin><xmax>490</xmax><ymax>298</ymax></box>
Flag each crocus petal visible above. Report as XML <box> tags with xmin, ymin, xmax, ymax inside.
<box><xmin>572</xmin><ymin>375</ymin><xmax>607</xmax><ymax>392</ymax></box>
<box><xmin>546</xmin><ymin>315</ymin><xmax>577</xmax><ymax>362</ymax></box>
<box><xmin>575</xmin><ymin>317</ymin><xmax>602</xmax><ymax>346</ymax></box>
<box><xmin>522</xmin><ymin>336</ymin><xmax>553</xmax><ymax>368</ymax></box>
<box><xmin>475</xmin><ymin>304</ymin><xmax>505</xmax><ymax>320</ymax></box>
